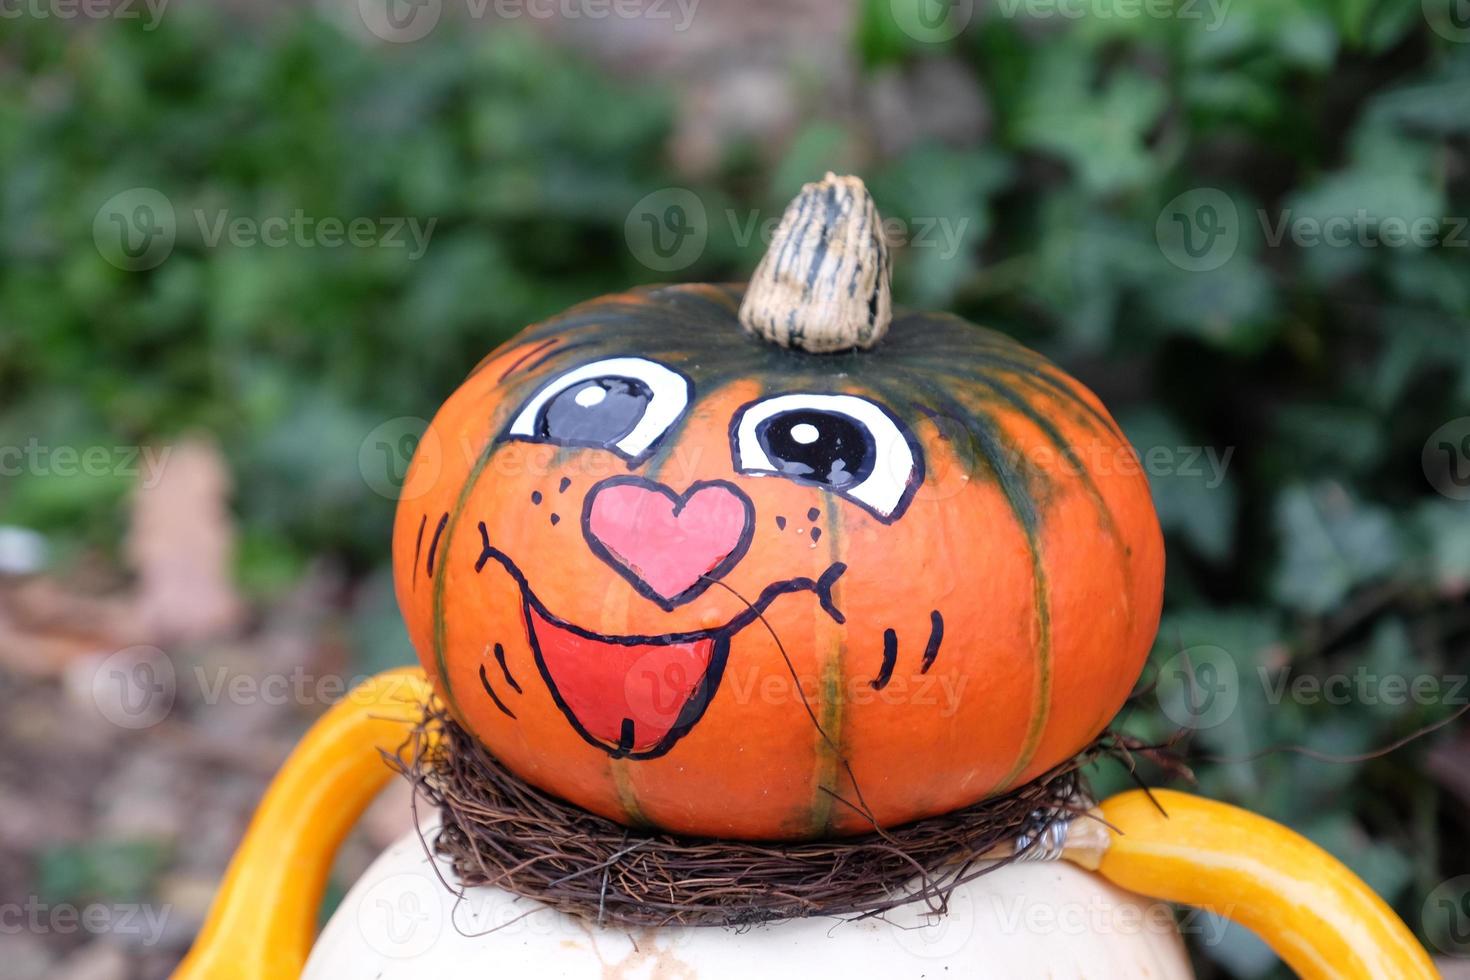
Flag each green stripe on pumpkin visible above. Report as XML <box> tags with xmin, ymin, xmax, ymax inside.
<box><xmin>808</xmin><ymin>637</ymin><xmax>846</xmax><ymax>837</ymax></box>
<box><xmin>974</xmin><ymin>373</ymin><xmax>1123</xmax><ymax>544</ymax></box>
<box><xmin>930</xmin><ymin>389</ymin><xmax>1053</xmax><ymax>792</ymax></box>
<box><xmin>430</xmin><ymin>430</ymin><xmax>507</xmax><ymax>719</ymax></box>
<box><xmin>432</xmin><ymin>373</ymin><xmax>581</xmax><ymax>719</ymax></box>
<box><xmin>972</xmin><ymin>370</ymin><xmax>1139</xmax><ymax>742</ymax></box>
<box><xmin>609</xmin><ymin>763</ymin><xmax>652</xmax><ymax>829</ymax></box>
<box><xmin>810</xmin><ymin>494</ymin><xmax>847</xmax><ymax>837</ymax></box>
<box><xmin>966</xmin><ymin>353</ymin><xmax>1125</xmax><ymax>441</ymax></box>
<box><xmin>976</xmin><ymin>373</ymin><xmax>1136</xmax><ymax>650</ymax></box>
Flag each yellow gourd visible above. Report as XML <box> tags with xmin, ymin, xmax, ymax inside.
<box><xmin>1095</xmin><ymin>789</ymin><xmax>1437</xmax><ymax>980</ymax></box>
<box><xmin>173</xmin><ymin>668</ymin><xmax>435</xmax><ymax>980</ymax></box>
<box><xmin>174</xmin><ymin>668</ymin><xmax>1438</xmax><ymax>980</ymax></box>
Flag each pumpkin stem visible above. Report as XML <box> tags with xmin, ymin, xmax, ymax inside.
<box><xmin>739</xmin><ymin>172</ymin><xmax>892</xmax><ymax>353</ymax></box>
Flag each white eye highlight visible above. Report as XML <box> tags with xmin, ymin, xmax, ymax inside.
<box><xmin>505</xmin><ymin>356</ymin><xmax>691</xmax><ymax>463</ymax></box>
<box><xmin>574</xmin><ymin>386</ymin><xmax>607</xmax><ymax>408</ymax></box>
<box><xmin>790</xmin><ymin>423</ymin><xmax>820</xmax><ymax>445</ymax></box>
<box><xmin>731</xmin><ymin>393</ymin><xmax>921</xmax><ymax>522</ymax></box>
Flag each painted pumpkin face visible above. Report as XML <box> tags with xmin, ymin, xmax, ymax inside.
<box><xmin>393</xmin><ymin>284</ymin><xmax>1163</xmax><ymax>840</ymax></box>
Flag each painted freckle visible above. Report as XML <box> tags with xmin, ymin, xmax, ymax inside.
<box><xmin>559</xmin><ymin>477</ymin><xmax>572</xmax><ymax>493</ymax></box>
<box><xmin>807</xmin><ymin>507</ymin><xmax>820</xmax><ymax>522</ymax></box>
<box><xmin>811</xmin><ymin>527</ymin><xmax>822</xmax><ymax>544</ymax></box>
<box><xmin>775</xmin><ymin>516</ymin><xmax>787</xmax><ymax>531</ymax></box>
<box><xmin>550</xmin><ymin>513</ymin><xmax>561</xmax><ymax>526</ymax></box>
<box><xmin>531</xmin><ymin>491</ymin><xmax>543</xmax><ymax>505</ymax></box>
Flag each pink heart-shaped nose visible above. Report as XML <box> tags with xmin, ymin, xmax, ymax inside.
<box><xmin>584</xmin><ymin>477</ymin><xmax>754</xmax><ymax>609</ymax></box>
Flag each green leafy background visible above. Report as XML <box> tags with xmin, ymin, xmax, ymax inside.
<box><xmin>3</xmin><ymin>4</ymin><xmax>1468</xmax><ymax>976</ymax></box>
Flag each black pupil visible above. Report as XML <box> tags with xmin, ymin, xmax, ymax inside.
<box><xmin>756</xmin><ymin>410</ymin><xmax>873</xmax><ymax>488</ymax></box>
<box><xmin>537</xmin><ymin>377</ymin><xmax>652</xmax><ymax>446</ymax></box>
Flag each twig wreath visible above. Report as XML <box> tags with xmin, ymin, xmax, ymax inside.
<box><xmin>392</xmin><ymin>706</ymin><xmax>1175</xmax><ymax>930</ymax></box>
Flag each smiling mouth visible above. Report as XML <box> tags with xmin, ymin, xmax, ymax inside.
<box><xmin>475</xmin><ymin>530</ymin><xmax>845</xmax><ymax>760</ymax></box>
<box><xmin>526</xmin><ymin>604</ymin><xmax>730</xmax><ymax>758</ymax></box>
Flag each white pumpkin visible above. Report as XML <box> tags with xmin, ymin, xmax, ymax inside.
<box><xmin>305</xmin><ymin>822</ymin><xmax>1193</xmax><ymax>980</ymax></box>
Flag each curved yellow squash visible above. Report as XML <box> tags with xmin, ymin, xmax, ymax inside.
<box><xmin>1096</xmin><ymin>789</ymin><xmax>1437</xmax><ymax>979</ymax></box>
<box><xmin>173</xmin><ymin>667</ymin><xmax>435</xmax><ymax>980</ymax></box>
<box><xmin>174</xmin><ymin>669</ymin><xmax>1437</xmax><ymax>979</ymax></box>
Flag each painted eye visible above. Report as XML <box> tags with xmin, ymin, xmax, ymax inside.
<box><xmin>731</xmin><ymin>393</ymin><xmax>922</xmax><ymax>521</ymax></box>
<box><xmin>505</xmin><ymin>356</ymin><xmax>691</xmax><ymax>463</ymax></box>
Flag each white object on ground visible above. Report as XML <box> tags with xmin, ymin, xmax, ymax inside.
<box><xmin>307</xmin><ymin>823</ymin><xmax>1193</xmax><ymax>979</ymax></box>
<box><xmin>0</xmin><ymin>526</ymin><xmax>48</xmax><ymax>576</ymax></box>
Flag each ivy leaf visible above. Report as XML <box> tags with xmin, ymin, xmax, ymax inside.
<box><xmin>1138</xmin><ymin>258</ymin><xmax>1279</xmax><ymax>352</ymax></box>
<box><xmin>1410</xmin><ymin>500</ymin><xmax>1470</xmax><ymax>593</ymax></box>
<box><xmin>1364</xmin><ymin>67</ymin><xmax>1470</xmax><ymax>136</ymax></box>
<box><xmin>871</xmin><ymin>146</ymin><xmax>1011</xmax><ymax>307</ymax></box>
<box><xmin>1014</xmin><ymin>54</ymin><xmax>1167</xmax><ymax>195</ymax></box>
<box><xmin>1303</xmin><ymin>816</ymin><xmax>1415</xmax><ymax>903</ymax></box>
<box><xmin>1364</xmin><ymin>302</ymin><xmax>1470</xmax><ymax>409</ymax></box>
<box><xmin>1329</xmin><ymin>0</ymin><xmax>1376</xmax><ymax>46</ymax></box>
<box><xmin>1277</xmin><ymin>117</ymin><xmax>1446</xmax><ymax>288</ymax></box>
<box><xmin>1025</xmin><ymin>193</ymin><xmax>1160</xmax><ymax>350</ymax></box>
<box><xmin>1272</xmin><ymin>482</ymin><xmax>1402</xmax><ymax>613</ymax></box>
<box><xmin>1147</xmin><ymin>608</ymin><xmax>1284</xmax><ymax>798</ymax></box>
<box><xmin>1119</xmin><ymin>408</ymin><xmax>1238</xmax><ymax>562</ymax></box>
<box><xmin>1271</xmin><ymin>403</ymin><xmax>1386</xmax><ymax>474</ymax></box>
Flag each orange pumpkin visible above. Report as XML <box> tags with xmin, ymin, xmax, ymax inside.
<box><xmin>392</xmin><ymin>176</ymin><xmax>1163</xmax><ymax>840</ymax></box>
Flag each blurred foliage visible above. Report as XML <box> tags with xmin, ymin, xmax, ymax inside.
<box><xmin>1</xmin><ymin>12</ymin><xmax>680</xmax><ymax>582</ymax></box>
<box><xmin>35</xmin><ymin>838</ymin><xmax>170</xmax><ymax>907</ymax></box>
<box><xmin>3</xmin><ymin>5</ymin><xmax>1469</xmax><ymax>976</ymax></box>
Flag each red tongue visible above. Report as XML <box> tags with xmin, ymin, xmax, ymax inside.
<box><xmin>530</xmin><ymin>607</ymin><xmax>714</xmax><ymax>754</ymax></box>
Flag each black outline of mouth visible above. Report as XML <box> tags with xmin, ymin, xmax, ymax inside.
<box><xmin>525</xmin><ymin>603</ymin><xmax>731</xmax><ymax>759</ymax></box>
<box><xmin>475</xmin><ymin>528</ymin><xmax>845</xmax><ymax>760</ymax></box>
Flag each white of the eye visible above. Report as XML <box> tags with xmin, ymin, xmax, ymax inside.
<box><xmin>507</xmin><ymin>356</ymin><xmax>688</xmax><ymax>460</ymax></box>
<box><xmin>574</xmin><ymin>384</ymin><xmax>607</xmax><ymax>408</ymax></box>
<box><xmin>735</xmin><ymin>393</ymin><xmax>915</xmax><ymax>518</ymax></box>
<box><xmin>790</xmin><ymin>422</ymin><xmax>820</xmax><ymax>444</ymax></box>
